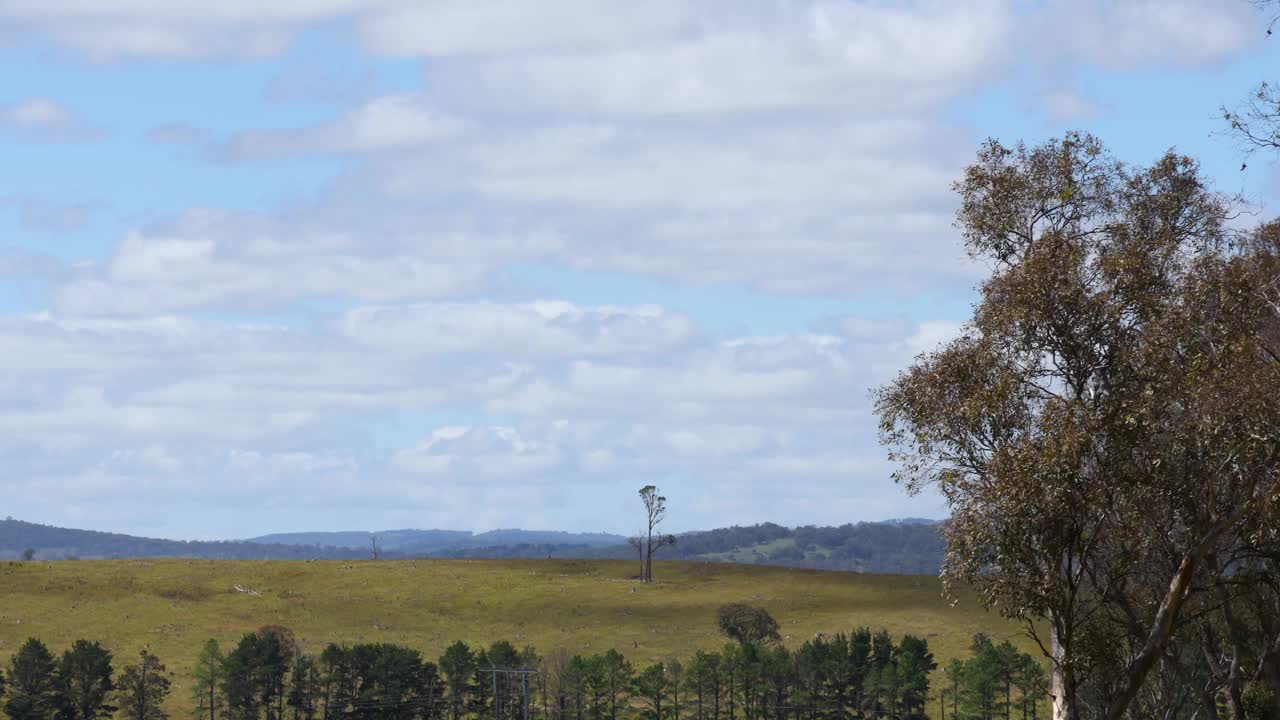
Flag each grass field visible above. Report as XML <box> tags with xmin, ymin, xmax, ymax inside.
<box><xmin>0</xmin><ymin>559</ymin><xmax>1033</xmax><ymax>717</ymax></box>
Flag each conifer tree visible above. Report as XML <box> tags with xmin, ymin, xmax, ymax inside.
<box><xmin>115</xmin><ymin>651</ymin><xmax>170</xmax><ymax>720</ymax></box>
<box><xmin>4</xmin><ymin>638</ymin><xmax>58</xmax><ymax>720</ymax></box>
<box><xmin>191</xmin><ymin>640</ymin><xmax>224</xmax><ymax>720</ymax></box>
<box><xmin>55</xmin><ymin>640</ymin><xmax>115</xmax><ymax>720</ymax></box>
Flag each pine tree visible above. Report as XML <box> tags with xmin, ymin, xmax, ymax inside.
<box><xmin>598</xmin><ymin>650</ymin><xmax>632</xmax><ymax>720</ymax></box>
<box><xmin>633</xmin><ymin>664</ymin><xmax>671</xmax><ymax>720</ymax></box>
<box><xmin>4</xmin><ymin>638</ymin><xmax>58</xmax><ymax>720</ymax></box>
<box><xmin>438</xmin><ymin>642</ymin><xmax>475</xmax><ymax>720</ymax></box>
<box><xmin>55</xmin><ymin>640</ymin><xmax>115</xmax><ymax>720</ymax></box>
<box><xmin>115</xmin><ymin>651</ymin><xmax>171</xmax><ymax>720</ymax></box>
<box><xmin>896</xmin><ymin>636</ymin><xmax>936</xmax><ymax>719</ymax></box>
<box><xmin>192</xmin><ymin>640</ymin><xmax>225</xmax><ymax>720</ymax></box>
<box><xmin>286</xmin><ymin>654</ymin><xmax>321</xmax><ymax>720</ymax></box>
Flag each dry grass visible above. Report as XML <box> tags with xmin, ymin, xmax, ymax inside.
<box><xmin>0</xmin><ymin>559</ymin><xmax>1032</xmax><ymax>718</ymax></box>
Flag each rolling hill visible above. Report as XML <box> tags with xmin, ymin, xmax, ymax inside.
<box><xmin>0</xmin><ymin>517</ymin><xmax>371</xmax><ymax>561</ymax></box>
<box><xmin>0</xmin><ymin>518</ymin><xmax>946</xmax><ymax>574</ymax></box>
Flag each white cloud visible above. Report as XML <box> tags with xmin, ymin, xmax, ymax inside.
<box><xmin>355</xmin><ymin>117</ymin><xmax>977</xmax><ymax>293</ymax></box>
<box><xmin>0</xmin><ymin>303</ymin><xmax>953</xmax><ymax>531</ymax></box>
<box><xmin>4</xmin><ymin>0</ymin><xmax>1245</xmax><ymax>536</ymax></box>
<box><xmin>0</xmin><ymin>98</ymin><xmax>97</xmax><ymax>141</ymax></box>
<box><xmin>1038</xmin><ymin>88</ymin><xmax>1104</xmax><ymax>121</ymax></box>
<box><xmin>225</xmin><ymin>95</ymin><xmax>463</xmax><ymax>160</ymax></box>
<box><xmin>356</xmin><ymin>0</ymin><xmax>699</xmax><ymax>58</ymax></box>
<box><xmin>52</xmin><ymin>209</ymin><xmax>500</xmax><ymax>315</ymax></box>
<box><xmin>0</xmin><ymin>0</ymin><xmax>362</xmax><ymax>59</ymax></box>
<box><xmin>1045</xmin><ymin>0</ymin><xmax>1257</xmax><ymax>69</ymax></box>
<box><xmin>337</xmin><ymin>301</ymin><xmax>698</xmax><ymax>359</ymax></box>
<box><xmin>0</xmin><ymin>0</ymin><xmax>1257</xmax><ymax>76</ymax></box>
<box><xmin>392</xmin><ymin>425</ymin><xmax>563</xmax><ymax>478</ymax></box>
<box><xmin>436</xmin><ymin>1</ymin><xmax>1009</xmax><ymax>117</ymax></box>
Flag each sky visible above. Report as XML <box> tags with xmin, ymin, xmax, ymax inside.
<box><xmin>1</xmin><ymin>0</ymin><xmax>1278</xmax><ymax>540</ymax></box>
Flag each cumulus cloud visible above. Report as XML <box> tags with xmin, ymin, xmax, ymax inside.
<box><xmin>431</xmin><ymin>0</ymin><xmax>1009</xmax><ymax>117</ymax></box>
<box><xmin>1</xmin><ymin>0</ymin><xmax>1244</xmax><ymax>535</ymax></box>
<box><xmin>337</xmin><ymin>301</ymin><xmax>699</xmax><ymax>359</ymax></box>
<box><xmin>0</xmin><ymin>303</ymin><xmax>954</xmax><ymax>531</ymax></box>
<box><xmin>1043</xmin><ymin>0</ymin><xmax>1257</xmax><ymax>69</ymax></box>
<box><xmin>52</xmin><ymin>209</ymin><xmax>503</xmax><ymax>315</ymax></box>
<box><xmin>0</xmin><ymin>0</ymin><xmax>363</xmax><ymax>59</ymax></box>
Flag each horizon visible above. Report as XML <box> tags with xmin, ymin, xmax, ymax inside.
<box><xmin>2</xmin><ymin>1</ymin><xmax>1278</xmax><ymax>539</ymax></box>
<box><xmin>2</xmin><ymin>513</ymin><xmax>945</xmax><ymax>544</ymax></box>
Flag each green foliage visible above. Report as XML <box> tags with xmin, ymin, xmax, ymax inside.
<box><xmin>1243</xmin><ymin>680</ymin><xmax>1277</xmax><ymax>720</ymax></box>
<box><xmin>439</xmin><ymin>642</ymin><xmax>477</xmax><ymax>720</ymax></box>
<box><xmin>115</xmin><ymin>651</ymin><xmax>171</xmax><ymax>720</ymax></box>
<box><xmin>896</xmin><ymin>635</ymin><xmax>937</xmax><ymax>718</ymax></box>
<box><xmin>716</xmin><ymin>604</ymin><xmax>781</xmax><ymax>647</ymax></box>
<box><xmin>54</xmin><ymin>640</ymin><xmax>115</xmax><ymax>720</ymax></box>
<box><xmin>5</xmin><ymin>638</ymin><xmax>58</xmax><ymax>720</ymax></box>
<box><xmin>631</xmin><ymin>663</ymin><xmax>671</xmax><ymax>720</ymax></box>
<box><xmin>192</xmin><ymin>640</ymin><xmax>225</xmax><ymax>720</ymax></box>
<box><xmin>945</xmin><ymin>635</ymin><xmax>1046</xmax><ymax>720</ymax></box>
<box><xmin>284</xmin><ymin>653</ymin><xmax>320</xmax><ymax>720</ymax></box>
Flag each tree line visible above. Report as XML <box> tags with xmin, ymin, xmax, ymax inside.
<box><xmin>0</xmin><ymin>638</ymin><xmax>170</xmax><ymax>720</ymax></box>
<box><xmin>937</xmin><ymin>636</ymin><xmax>1047</xmax><ymax>720</ymax></box>
<box><xmin>0</xmin><ymin>605</ymin><xmax>1044</xmax><ymax>720</ymax></box>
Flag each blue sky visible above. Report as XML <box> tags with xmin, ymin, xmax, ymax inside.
<box><xmin>1</xmin><ymin>0</ymin><xmax>1277</xmax><ymax>540</ymax></box>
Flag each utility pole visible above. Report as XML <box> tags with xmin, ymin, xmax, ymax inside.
<box><xmin>478</xmin><ymin>668</ymin><xmax>539</xmax><ymax>720</ymax></box>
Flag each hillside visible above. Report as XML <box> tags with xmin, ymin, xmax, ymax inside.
<box><xmin>249</xmin><ymin>529</ymin><xmax>628</xmax><ymax>553</ymax></box>
<box><xmin>0</xmin><ymin>558</ymin><xmax>1027</xmax><ymax>720</ymax></box>
<box><xmin>248</xmin><ymin>529</ymin><xmax>473</xmax><ymax>551</ymax></box>
<box><xmin>0</xmin><ymin>518</ymin><xmax>371</xmax><ymax>560</ymax></box>
<box><xmin>607</xmin><ymin>522</ymin><xmax>946</xmax><ymax>574</ymax></box>
<box><xmin>0</xmin><ymin>518</ymin><xmax>945</xmax><ymax>574</ymax></box>
<box><xmin>248</xmin><ymin>522</ymin><xmax>947</xmax><ymax>573</ymax></box>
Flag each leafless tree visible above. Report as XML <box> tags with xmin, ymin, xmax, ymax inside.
<box><xmin>639</xmin><ymin>485</ymin><xmax>676</xmax><ymax>582</ymax></box>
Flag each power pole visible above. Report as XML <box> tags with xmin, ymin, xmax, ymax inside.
<box><xmin>478</xmin><ymin>668</ymin><xmax>539</xmax><ymax>720</ymax></box>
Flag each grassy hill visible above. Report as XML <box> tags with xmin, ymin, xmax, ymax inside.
<box><xmin>0</xmin><ymin>558</ymin><xmax>1030</xmax><ymax>718</ymax></box>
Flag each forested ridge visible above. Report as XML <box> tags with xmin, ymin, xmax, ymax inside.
<box><xmin>0</xmin><ymin>519</ymin><xmax>371</xmax><ymax>561</ymax></box>
<box><xmin>0</xmin><ymin>519</ymin><xmax>944</xmax><ymax>575</ymax></box>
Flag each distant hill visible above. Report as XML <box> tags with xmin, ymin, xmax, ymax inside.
<box><xmin>1</xmin><ymin>517</ymin><xmax>945</xmax><ymax>574</ymax></box>
<box><xmin>249</xmin><ymin>528</ymin><xmax>627</xmax><ymax>554</ymax></box>
<box><xmin>567</xmin><ymin>521</ymin><xmax>946</xmax><ymax>575</ymax></box>
<box><xmin>248</xmin><ymin>529</ymin><xmax>473</xmax><ymax>552</ymax></box>
<box><xmin>0</xmin><ymin>518</ymin><xmax>371</xmax><ymax>561</ymax></box>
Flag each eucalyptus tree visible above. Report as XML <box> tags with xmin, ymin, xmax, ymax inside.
<box><xmin>876</xmin><ymin>132</ymin><xmax>1280</xmax><ymax>720</ymax></box>
<box><xmin>638</xmin><ymin>486</ymin><xmax>675</xmax><ymax>583</ymax></box>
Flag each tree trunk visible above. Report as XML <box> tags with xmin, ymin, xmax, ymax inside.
<box><xmin>645</xmin><ymin>529</ymin><xmax>653</xmax><ymax>583</ymax></box>
<box><xmin>1051</xmin><ymin>624</ymin><xmax>1075</xmax><ymax>720</ymax></box>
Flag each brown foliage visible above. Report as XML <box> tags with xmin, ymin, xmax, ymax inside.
<box><xmin>876</xmin><ymin>133</ymin><xmax>1280</xmax><ymax>720</ymax></box>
